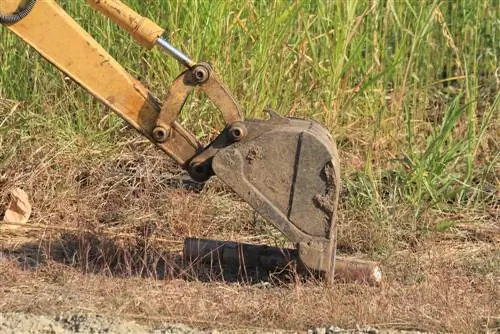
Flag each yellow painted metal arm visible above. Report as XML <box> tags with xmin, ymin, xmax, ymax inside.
<box><xmin>2</xmin><ymin>0</ymin><xmax>202</xmax><ymax>167</ymax></box>
<box><xmin>87</xmin><ymin>0</ymin><xmax>195</xmax><ymax>67</ymax></box>
<box><xmin>86</xmin><ymin>0</ymin><xmax>164</xmax><ymax>50</ymax></box>
<box><xmin>0</xmin><ymin>1</ymin><xmax>24</xmax><ymax>15</ymax></box>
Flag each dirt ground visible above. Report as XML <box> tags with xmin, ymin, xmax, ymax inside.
<box><xmin>0</xmin><ymin>146</ymin><xmax>498</xmax><ymax>333</ymax></box>
<box><xmin>0</xmin><ymin>312</ymin><xmax>435</xmax><ymax>333</ymax></box>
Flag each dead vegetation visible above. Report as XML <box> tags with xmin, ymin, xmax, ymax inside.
<box><xmin>0</xmin><ymin>238</ymin><xmax>498</xmax><ymax>332</ymax></box>
<box><xmin>0</xmin><ymin>141</ymin><xmax>498</xmax><ymax>333</ymax></box>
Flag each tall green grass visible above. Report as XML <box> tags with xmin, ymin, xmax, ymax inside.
<box><xmin>0</xmin><ymin>0</ymin><xmax>498</xmax><ymax>250</ymax></box>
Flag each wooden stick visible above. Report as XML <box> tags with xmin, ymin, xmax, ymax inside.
<box><xmin>183</xmin><ymin>238</ymin><xmax>382</xmax><ymax>285</ymax></box>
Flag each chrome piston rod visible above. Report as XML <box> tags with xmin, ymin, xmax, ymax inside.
<box><xmin>156</xmin><ymin>37</ymin><xmax>195</xmax><ymax>68</ymax></box>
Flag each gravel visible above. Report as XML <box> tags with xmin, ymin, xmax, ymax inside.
<box><xmin>0</xmin><ymin>313</ymin><xmax>200</xmax><ymax>334</ymax></box>
<box><xmin>0</xmin><ymin>312</ymin><xmax>430</xmax><ymax>334</ymax></box>
<box><xmin>308</xmin><ymin>327</ymin><xmax>430</xmax><ymax>334</ymax></box>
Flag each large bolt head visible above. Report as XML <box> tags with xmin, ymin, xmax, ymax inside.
<box><xmin>152</xmin><ymin>126</ymin><xmax>169</xmax><ymax>143</ymax></box>
<box><xmin>192</xmin><ymin>65</ymin><xmax>209</xmax><ymax>84</ymax></box>
<box><xmin>228</xmin><ymin>122</ymin><xmax>247</xmax><ymax>142</ymax></box>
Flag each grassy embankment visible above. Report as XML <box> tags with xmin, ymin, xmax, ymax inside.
<box><xmin>0</xmin><ymin>0</ymin><xmax>498</xmax><ymax>332</ymax></box>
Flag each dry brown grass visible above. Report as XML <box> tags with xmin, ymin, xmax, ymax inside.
<box><xmin>0</xmin><ymin>239</ymin><xmax>498</xmax><ymax>333</ymax></box>
<box><xmin>1</xmin><ymin>141</ymin><xmax>498</xmax><ymax>333</ymax></box>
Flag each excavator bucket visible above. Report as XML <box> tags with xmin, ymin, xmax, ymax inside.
<box><xmin>212</xmin><ymin>112</ymin><xmax>341</xmax><ymax>280</ymax></box>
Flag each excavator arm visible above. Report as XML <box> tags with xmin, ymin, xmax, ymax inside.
<box><xmin>1</xmin><ymin>0</ymin><xmax>341</xmax><ymax>282</ymax></box>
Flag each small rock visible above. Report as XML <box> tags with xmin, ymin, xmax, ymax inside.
<box><xmin>311</xmin><ymin>328</ymin><xmax>327</xmax><ymax>334</ymax></box>
<box><xmin>2</xmin><ymin>188</ymin><xmax>31</xmax><ymax>227</ymax></box>
<box><xmin>326</xmin><ymin>326</ymin><xmax>345</xmax><ymax>334</ymax></box>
